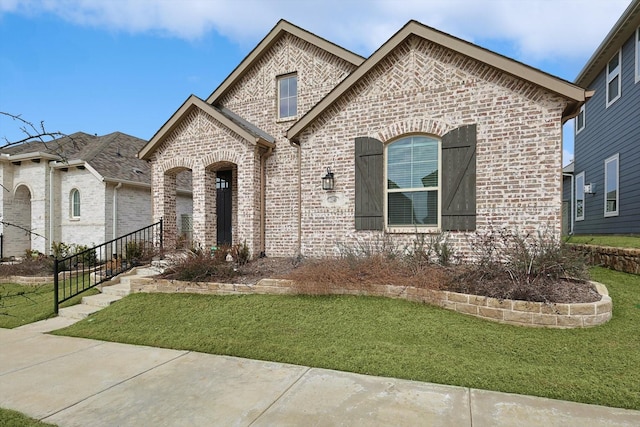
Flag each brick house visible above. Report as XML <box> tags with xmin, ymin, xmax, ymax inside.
<box><xmin>139</xmin><ymin>20</ymin><xmax>589</xmax><ymax>259</ymax></box>
<box><xmin>0</xmin><ymin>132</ymin><xmax>192</xmax><ymax>258</ymax></box>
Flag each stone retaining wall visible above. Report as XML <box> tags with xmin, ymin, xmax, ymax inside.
<box><xmin>129</xmin><ymin>277</ymin><xmax>612</xmax><ymax>329</ymax></box>
<box><xmin>1</xmin><ymin>275</ymin><xmax>53</xmax><ymax>285</ymax></box>
<box><xmin>570</xmin><ymin>244</ymin><xmax>640</xmax><ymax>275</ymax></box>
<box><xmin>1</xmin><ymin>266</ymin><xmax>105</xmax><ymax>286</ymax></box>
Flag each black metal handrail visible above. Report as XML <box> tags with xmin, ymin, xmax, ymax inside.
<box><xmin>54</xmin><ymin>219</ymin><xmax>163</xmax><ymax>314</ymax></box>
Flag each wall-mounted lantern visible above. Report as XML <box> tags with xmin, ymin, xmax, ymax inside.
<box><xmin>322</xmin><ymin>167</ymin><xmax>335</xmax><ymax>191</ymax></box>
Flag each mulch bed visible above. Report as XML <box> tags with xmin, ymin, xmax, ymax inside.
<box><xmin>161</xmin><ymin>256</ymin><xmax>600</xmax><ymax>304</ymax></box>
<box><xmin>2</xmin><ymin>254</ymin><xmax>599</xmax><ymax>304</ymax></box>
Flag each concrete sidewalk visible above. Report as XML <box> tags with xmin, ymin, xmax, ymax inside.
<box><xmin>1</xmin><ymin>327</ymin><xmax>639</xmax><ymax>426</ymax></box>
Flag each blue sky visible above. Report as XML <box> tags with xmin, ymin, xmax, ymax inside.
<box><xmin>0</xmin><ymin>0</ymin><xmax>633</xmax><ymax>165</ymax></box>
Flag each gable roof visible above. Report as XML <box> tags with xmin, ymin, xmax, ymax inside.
<box><xmin>138</xmin><ymin>95</ymin><xmax>275</xmax><ymax>161</ymax></box>
<box><xmin>287</xmin><ymin>20</ymin><xmax>589</xmax><ymax>142</ymax></box>
<box><xmin>1</xmin><ymin>131</ymin><xmax>152</xmax><ymax>185</ymax></box>
<box><xmin>205</xmin><ymin>19</ymin><xmax>365</xmax><ymax>105</ymax></box>
<box><xmin>575</xmin><ymin>0</ymin><xmax>640</xmax><ymax>87</ymax></box>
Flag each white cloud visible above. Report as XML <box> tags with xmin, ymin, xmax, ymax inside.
<box><xmin>2</xmin><ymin>0</ymin><xmax>632</xmax><ymax>61</ymax></box>
<box><xmin>563</xmin><ymin>149</ymin><xmax>574</xmax><ymax>167</ymax></box>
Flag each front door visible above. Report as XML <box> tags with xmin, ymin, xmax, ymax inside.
<box><xmin>216</xmin><ymin>170</ymin><xmax>232</xmax><ymax>245</ymax></box>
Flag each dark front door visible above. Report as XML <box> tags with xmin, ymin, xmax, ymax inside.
<box><xmin>216</xmin><ymin>170</ymin><xmax>232</xmax><ymax>245</ymax></box>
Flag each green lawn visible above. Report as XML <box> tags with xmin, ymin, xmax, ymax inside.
<box><xmin>52</xmin><ymin>267</ymin><xmax>640</xmax><ymax>410</ymax></box>
<box><xmin>565</xmin><ymin>234</ymin><xmax>640</xmax><ymax>248</ymax></box>
<box><xmin>0</xmin><ymin>282</ymin><xmax>98</xmax><ymax>329</ymax></box>
<box><xmin>0</xmin><ymin>408</ymin><xmax>56</xmax><ymax>427</ymax></box>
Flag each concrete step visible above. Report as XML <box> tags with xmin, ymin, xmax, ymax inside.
<box><xmin>59</xmin><ymin>304</ymin><xmax>103</xmax><ymax>320</ymax></box>
<box><xmin>101</xmin><ymin>282</ymin><xmax>131</xmax><ymax>297</ymax></box>
<box><xmin>81</xmin><ymin>293</ymin><xmax>122</xmax><ymax>307</ymax></box>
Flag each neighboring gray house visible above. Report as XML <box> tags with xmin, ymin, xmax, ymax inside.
<box><xmin>568</xmin><ymin>0</ymin><xmax>640</xmax><ymax>235</ymax></box>
<box><xmin>140</xmin><ymin>20</ymin><xmax>587</xmax><ymax>260</ymax></box>
<box><xmin>0</xmin><ymin>132</ymin><xmax>192</xmax><ymax>258</ymax></box>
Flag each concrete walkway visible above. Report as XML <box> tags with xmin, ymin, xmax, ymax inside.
<box><xmin>2</xmin><ymin>326</ymin><xmax>640</xmax><ymax>426</ymax></box>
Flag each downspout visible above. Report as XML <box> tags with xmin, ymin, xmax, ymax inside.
<box><xmin>48</xmin><ymin>161</ymin><xmax>55</xmax><ymax>255</ymax></box>
<box><xmin>113</xmin><ymin>182</ymin><xmax>122</xmax><ymax>240</ymax></box>
<box><xmin>290</xmin><ymin>139</ymin><xmax>302</xmax><ymax>256</ymax></box>
<box><xmin>259</xmin><ymin>146</ymin><xmax>273</xmax><ymax>257</ymax></box>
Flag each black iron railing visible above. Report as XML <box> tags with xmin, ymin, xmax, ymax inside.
<box><xmin>54</xmin><ymin>219</ymin><xmax>163</xmax><ymax>314</ymax></box>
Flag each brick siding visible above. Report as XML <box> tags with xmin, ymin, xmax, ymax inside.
<box><xmin>150</xmin><ymin>33</ymin><xmax>569</xmax><ymax>260</ymax></box>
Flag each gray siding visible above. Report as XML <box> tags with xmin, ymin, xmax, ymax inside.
<box><xmin>573</xmin><ymin>30</ymin><xmax>640</xmax><ymax>234</ymax></box>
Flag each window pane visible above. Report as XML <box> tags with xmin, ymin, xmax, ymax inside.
<box><xmin>278</xmin><ymin>75</ymin><xmax>297</xmax><ymax>118</ymax></box>
<box><xmin>608</xmin><ymin>76</ymin><xmax>619</xmax><ymax>101</ymax></box>
<box><xmin>279</xmin><ymin>99</ymin><xmax>288</xmax><ymax>118</ymax></box>
<box><xmin>72</xmin><ymin>190</ymin><xmax>80</xmax><ymax>217</ymax></box>
<box><xmin>575</xmin><ymin>174</ymin><xmax>584</xmax><ymax>219</ymax></box>
<box><xmin>388</xmin><ymin>190</ymin><xmax>437</xmax><ymax>226</ymax></box>
<box><xmin>608</xmin><ymin>54</ymin><xmax>619</xmax><ymax>72</ymax></box>
<box><xmin>387</xmin><ymin>136</ymin><xmax>438</xmax><ymax>189</ymax></box>
<box><xmin>576</xmin><ymin>109</ymin><xmax>584</xmax><ymax>131</ymax></box>
<box><xmin>289</xmin><ymin>76</ymin><xmax>297</xmax><ymax>95</ymax></box>
<box><xmin>605</xmin><ymin>158</ymin><xmax>618</xmax><ymax>213</ymax></box>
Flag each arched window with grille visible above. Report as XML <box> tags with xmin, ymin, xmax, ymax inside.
<box><xmin>71</xmin><ymin>189</ymin><xmax>81</xmax><ymax>218</ymax></box>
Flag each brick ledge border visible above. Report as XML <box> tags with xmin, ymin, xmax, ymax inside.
<box><xmin>128</xmin><ymin>277</ymin><xmax>612</xmax><ymax>329</ymax></box>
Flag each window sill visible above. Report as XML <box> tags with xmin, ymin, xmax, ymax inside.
<box><xmin>605</xmin><ymin>95</ymin><xmax>620</xmax><ymax>108</ymax></box>
<box><xmin>69</xmin><ymin>217</ymin><xmax>81</xmax><ymax>222</ymax></box>
<box><xmin>604</xmin><ymin>212</ymin><xmax>619</xmax><ymax>218</ymax></box>
<box><xmin>386</xmin><ymin>226</ymin><xmax>440</xmax><ymax>234</ymax></box>
<box><xmin>276</xmin><ymin>116</ymin><xmax>297</xmax><ymax>123</ymax></box>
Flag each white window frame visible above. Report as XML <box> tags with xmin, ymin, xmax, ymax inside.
<box><xmin>604</xmin><ymin>154</ymin><xmax>619</xmax><ymax>217</ymax></box>
<box><xmin>606</xmin><ymin>50</ymin><xmax>621</xmax><ymax>107</ymax></box>
<box><xmin>575</xmin><ymin>104</ymin><xmax>585</xmax><ymax>134</ymax></box>
<box><xmin>575</xmin><ymin>172</ymin><xmax>585</xmax><ymax>221</ymax></box>
<box><xmin>635</xmin><ymin>27</ymin><xmax>640</xmax><ymax>83</ymax></box>
<box><xmin>70</xmin><ymin>188</ymin><xmax>81</xmax><ymax>218</ymax></box>
<box><xmin>384</xmin><ymin>135</ymin><xmax>442</xmax><ymax>232</ymax></box>
<box><xmin>277</xmin><ymin>73</ymin><xmax>297</xmax><ymax>120</ymax></box>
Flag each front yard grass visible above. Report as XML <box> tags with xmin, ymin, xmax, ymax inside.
<box><xmin>53</xmin><ymin>267</ymin><xmax>640</xmax><ymax>410</ymax></box>
<box><xmin>565</xmin><ymin>234</ymin><xmax>640</xmax><ymax>248</ymax></box>
<box><xmin>0</xmin><ymin>408</ymin><xmax>56</xmax><ymax>427</ymax></box>
<box><xmin>0</xmin><ymin>282</ymin><xmax>98</xmax><ymax>329</ymax></box>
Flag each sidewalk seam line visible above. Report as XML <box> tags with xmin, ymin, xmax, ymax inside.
<box><xmin>247</xmin><ymin>366</ymin><xmax>312</xmax><ymax>426</ymax></box>
<box><xmin>39</xmin><ymin>350</ymin><xmax>190</xmax><ymax>423</ymax></box>
<box><xmin>468</xmin><ymin>387</ymin><xmax>474</xmax><ymax>427</ymax></box>
<box><xmin>0</xmin><ymin>340</ymin><xmax>105</xmax><ymax>377</ymax></box>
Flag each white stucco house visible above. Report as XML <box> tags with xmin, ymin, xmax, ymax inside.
<box><xmin>0</xmin><ymin>131</ymin><xmax>192</xmax><ymax>258</ymax></box>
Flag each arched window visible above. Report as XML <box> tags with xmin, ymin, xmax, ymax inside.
<box><xmin>71</xmin><ymin>189</ymin><xmax>81</xmax><ymax>218</ymax></box>
<box><xmin>386</xmin><ymin>135</ymin><xmax>440</xmax><ymax>227</ymax></box>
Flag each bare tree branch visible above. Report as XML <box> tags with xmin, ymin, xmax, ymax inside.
<box><xmin>1</xmin><ymin>112</ymin><xmax>65</xmax><ymax>147</ymax></box>
<box><xmin>0</xmin><ymin>220</ymin><xmax>46</xmax><ymax>240</ymax></box>
<box><xmin>0</xmin><ymin>112</ymin><xmax>78</xmax><ymax>249</ymax></box>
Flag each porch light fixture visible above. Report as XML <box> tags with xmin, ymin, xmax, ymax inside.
<box><xmin>322</xmin><ymin>167</ymin><xmax>335</xmax><ymax>191</ymax></box>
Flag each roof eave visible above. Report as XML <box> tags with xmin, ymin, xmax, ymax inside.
<box><xmin>287</xmin><ymin>21</ymin><xmax>588</xmax><ymax>141</ymax></box>
<box><xmin>103</xmin><ymin>177</ymin><xmax>151</xmax><ymax>188</ymax></box>
<box><xmin>139</xmin><ymin>95</ymin><xmax>274</xmax><ymax>160</ymax></box>
<box><xmin>575</xmin><ymin>0</ymin><xmax>640</xmax><ymax>87</ymax></box>
<box><xmin>1</xmin><ymin>152</ymin><xmax>62</xmax><ymax>162</ymax></box>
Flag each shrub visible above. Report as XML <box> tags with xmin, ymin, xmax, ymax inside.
<box><xmin>449</xmin><ymin>227</ymin><xmax>590</xmax><ymax>302</ymax></box>
<box><xmin>0</xmin><ymin>252</ymin><xmax>53</xmax><ymax>276</ymax></box>
<box><xmin>161</xmin><ymin>251</ymin><xmax>238</xmax><ymax>282</ymax></box>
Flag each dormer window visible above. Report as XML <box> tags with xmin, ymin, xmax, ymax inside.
<box><xmin>606</xmin><ymin>50</ymin><xmax>621</xmax><ymax>106</ymax></box>
<box><xmin>278</xmin><ymin>74</ymin><xmax>297</xmax><ymax>119</ymax></box>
